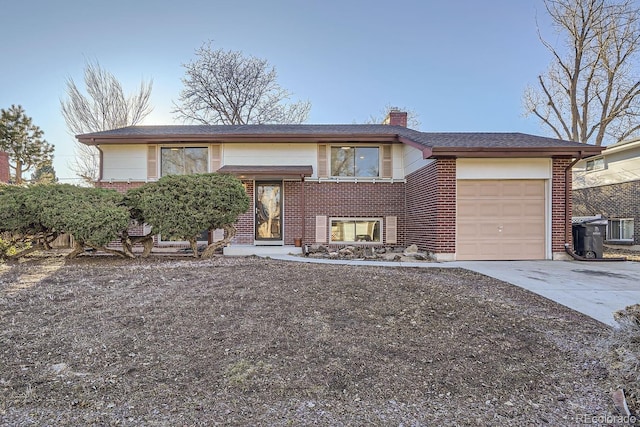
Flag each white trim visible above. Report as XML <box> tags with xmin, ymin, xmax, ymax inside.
<box><xmin>306</xmin><ymin>177</ymin><xmax>406</xmax><ymax>183</ymax></box>
<box><xmin>457</xmin><ymin>158</ymin><xmax>552</xmax><ymax>180</ymax></box>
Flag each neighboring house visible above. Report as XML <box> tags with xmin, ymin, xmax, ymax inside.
<box><xmin>76</xmin><ymin>112</ymin><xmax>601</xmax><ymax>261</ymax></box>
<box><xmin>0</xmin><ymin>151</ymin><xmax>9</xmax><ymax>183</ymax></box>
<box><xmin>573</xmin><ymin>137</ymin><xmax>640</xmax><ymax>245</ymax></box>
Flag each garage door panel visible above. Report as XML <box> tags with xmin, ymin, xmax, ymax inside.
<box><xmin>457</xmin><ymin>179</ymin><xmax>546</xmax><ymax>261</ymax></box>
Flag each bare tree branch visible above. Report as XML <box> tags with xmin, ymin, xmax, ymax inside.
<box><xmin>61</xmin><ymin>60</ymin><xmax>153</xmax><ymax>184</ymax></box>
<box><xmin>524</xmin><ymin>0</ymin><xmax>640</xmax><ymax>145</ymax></box>
<box><xmin>364</xmin><ymin>103</ymin><xmax>422</xmax><ymax>129</ymax></box>
<box><xmin>173</xmin><ymin>41</ymin><xmax>311</xmax><ymax>125</ymax></box>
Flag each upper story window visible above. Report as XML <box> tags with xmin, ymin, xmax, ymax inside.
<box><xmin>585</xmin><ymin>157</ymin><xmax>605</xmax><ymax>171</ymax></box>
<box><xmin>331</xmin><ymin>146</ymin><xmax>379</xmax><ymax>177</ymax></box>
<box><xmin>161</xmin><ymin>147</ymin><xmax>208</xmax><ymax>176</ymax></box>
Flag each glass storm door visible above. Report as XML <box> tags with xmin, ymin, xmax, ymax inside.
<box><xmin>255</xmin><ymin>182</ymin><xmax>282</xmax><ymax>241</ymax></box>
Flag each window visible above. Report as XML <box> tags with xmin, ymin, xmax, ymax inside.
<box><xmin>331</xmin><ymin>146</ymin><xmax>379</xmax><ymax>177</ymax></box>
<box><xmin>607</xmin><ymin>219</ymin><xmax>634</xmax><ymax>241</ymax></box>
<box><xmin>330</xmin><ymin>218</ymin><xmax>382</xmax><ymax>243</ymax></box>
<box><xmin>585</xmin><ymin>158</ymin><xmax>605</xmax><ymax>171</ymax></box>
<box><xmin>161</xmin><ymin>147</ymin><xmax>208</xmax><ymax>176</ymax></box>
<box><xmin>160</xmin><ymin>229</ymin><xmax>210</xmax><ymax>244</ymax></box>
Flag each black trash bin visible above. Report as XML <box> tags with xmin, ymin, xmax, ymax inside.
<box><xmin>572</xmin><ymin>220</ymin><xmax>605</xmax><ymax>259</ymax></box>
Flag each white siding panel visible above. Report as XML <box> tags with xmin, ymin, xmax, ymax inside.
<box><xmin>574</xmin><ymin>156</ymin><xmax>640</xmax><ymax>189</ymax></box>
<box><xmin>391</xmin><ymin>144</ymin><xmax>405</xmax><ymax>179</ymax></box>
<box><xmin>457</xmin><ymin>158</ymin><xmax>552</xmax><ymax>180</ymax></box>
<box><xmin>102</xmin><ymin>145</ymin><xmax>148</xmax><ymax>180</ymax></box>
<box><xmin>224</xmin><ymin>143</ymin><xmax>318</xmax><ymax>177</ymax></box>
<box><xmin>403</xmin><ymin>145</ymin><xmax>430</xmax><ymax>176</ymax></box>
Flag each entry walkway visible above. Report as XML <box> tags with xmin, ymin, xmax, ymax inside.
<box><xmin>267</xmin><ymin>255</ymin><xmax>640</xmax><ymax>326</ymax></box>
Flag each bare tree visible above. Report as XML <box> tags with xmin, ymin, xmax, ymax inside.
<box><xmin>61</xmin><ymin>60</ymin><xmax>153</xmax><ymax>183</ymax></box>
<box><xmin>366</xmin><ymin>104</ymin><xmax>422</xmax><ymax>129</ymax></box>
<box><xmin>173</xmin><ymin>41</ymin><xmax>310</xmax><ymax>125</ymax></box>
<box><xmin>524</xmin><ymin>0</ymin><xmax>640</xmax><ymax>145</ymax></box>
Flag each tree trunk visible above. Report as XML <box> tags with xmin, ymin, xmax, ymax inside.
<box><xmin>6</xmin><ymin>243</ymin><xmax>44</xmax><ymax>260</ymax></box>
<box><xmin>201</xmin><ymin>224</ymin><xmax>236</xmax><ymax>259</ymax></box>
<box><xmin>90</xmin><ymin>244</ymin><xmax>134</xmax><ymax>259</ymax></box>
<box><xmin>67</xmin><ymin>241</ymin><xmax>85</xmax><ymax>259</ymax></box>
<box><xmin>135</xmin><ymin>235</ymin><xmax>154</xmax><ymax>258</ymax></box>
<box><xmin>189</xmin><ymin>238</ymin><xmax>199</xmax><ymax>258</ymax></box>
<box><xmin>121</xmin><ymin>232</ymin><xmax>154</xmax><ymax>258</ymax></box>
<box><xmin>121</xmin><ymin>231</ymin><xmax>135</xmax><ymax>259</ymax></box>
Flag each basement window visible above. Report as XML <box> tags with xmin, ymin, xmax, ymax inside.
<box><xmin>607</xmin><ymin>218</ymin><xmax>634</xmax><ymax>242</ymax></box>
<box><xmin>330</xmin><ymin>218</ymin><xmax>382</xmax><ymax>243</ymax></box>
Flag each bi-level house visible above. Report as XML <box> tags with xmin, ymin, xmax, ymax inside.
<box><xmin>573</xmin><ymin>137</ymin><xmax>640</xmax><ymax>245</ymax></box>
<box><xmin>76</xmin><ymin>111</ymin><xmax>601</xmax><ymax>261</ymax></box>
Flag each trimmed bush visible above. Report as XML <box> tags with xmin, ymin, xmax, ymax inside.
<box><xmin>125</xmin><ymin>173</ymin><xmax>250</xmax><ymax>257</ymax></box>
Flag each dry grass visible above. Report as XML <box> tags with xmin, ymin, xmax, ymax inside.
<box><xmin>0</xmin><ymin>254</ymin><xmax>619</xmax><ymax>425</ymax></box>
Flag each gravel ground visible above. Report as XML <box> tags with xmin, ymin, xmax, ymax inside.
<box><xmin>0</xmin><ymin>253</ymin><xmax>624</xmax><ymax>426</ymax></box>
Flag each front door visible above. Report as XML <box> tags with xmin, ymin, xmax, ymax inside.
<box><xmin>255</xmin><ymin>181</ymin><xmax>282</xmax><ymax>242</ymax></box>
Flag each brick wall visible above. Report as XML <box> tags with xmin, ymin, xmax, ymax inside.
<box><xmin>0</xmin><ymin>151</ymin><xmax>10</xmax><ymax>183</ymax></box>
<box><xmin>304</xmin><ymin>181</ymin><xmax>406</xmax><ymax>246</ymax></box>
<box><xmin>231</xmin><ymin>180</ymin><xmax>406</xmax><ymax>246</ymax></box>
<box><xmin>574</xmin><ymin>179</ymin><xmax>640</xmax><ymax>245</ymax></box>
<box><xmin>234</xmin><ymin>181</ymin><xmax>255</xmax><ymax>244</ymax></box>
<box><xmin>405</xmin><ymin>159</ymin><xmax>456</xmax><ymax>253</ymax></box>
<box><xmin>97</xmin><ymin>181</ymin><xmax>146</xmax><ymax>193</ymax></box>
<box><xmin>552</xmin><ymin>158</ymin><xmax>573</xmax><ymax>253</ymax></box>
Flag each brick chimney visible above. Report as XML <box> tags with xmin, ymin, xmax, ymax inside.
<box><xmin>383</xmin><ymin>108</ymin><xmax>408</xmax><ymax>127</ymax></box>
<box><xmin>0</xmin><ymin>151</ymin><xmax>9</xmax><ymax>183</ymax></box>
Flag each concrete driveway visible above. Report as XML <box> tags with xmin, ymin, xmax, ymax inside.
<box><xmin>454</xmin><ymin>260</ymin><xmax>640</xmax><ymax>326</ymax></box>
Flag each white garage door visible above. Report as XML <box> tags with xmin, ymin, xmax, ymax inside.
<box><xmin>457</xmin><ymin>180</ymin><xmax>546</xmax><ymax>261</ymax></box>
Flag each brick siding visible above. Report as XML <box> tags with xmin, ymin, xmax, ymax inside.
<box><xmin>552</xmin><ymin>158</ymin><xmax>573</xmax><ymax>253</ymax></box>
<box><xmin>0</xmin><ymin>151</ymin><xmax>10</xmax><ymax>183</ymax></box>
<box><xmin>233</xmin><ymin>181</ymin><xmax>254</xmax><ymax>244</ymax></box>
<box><xmin>405</xmin><ymin>159</ymin><xmax>456</xmax><ymax>254</ymax></box>
<box><xmin>574</xmin><ymin>179</ymin><xmax>640</xmax><ymax>245</ymax></box>
<box><xmin>232</xmin><ymin>180</ymin><xmax>406</xmax><ymax>246</ymax></box>
<box><xmin>97</xmin><ymin>181</ymin><xmax>146</xmax><ymax>193</ymax></box>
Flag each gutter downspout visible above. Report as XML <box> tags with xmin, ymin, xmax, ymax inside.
<box><xmin>96</xmin><ymin>142</ymin><xmax>104</xmax><ymax>184</ymax></box>
<box><xmin>563</xmin><ymin>152</ymin><xmax>626</xmax><ymax>261</ymax></box>
<box><xmin>301</xmin><ymin>175</ymin><xmax>306</xmax><ymax>245</ymax></box>
<box><xmin>564</xmin><ymin>153</ymin><xmax>582</xmax><ymax>247</ymax></box>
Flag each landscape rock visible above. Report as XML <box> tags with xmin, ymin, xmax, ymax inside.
<box><xmin>403</xmin><ymin>244</ymin><xmax>419</xmax><ymax>255</ymax></box>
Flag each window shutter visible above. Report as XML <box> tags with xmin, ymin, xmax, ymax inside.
<box><xmin>210</xmin><ymin>144</ymin><xmax>222</xmax><ymax>172</ymax></box>
<box><xmin>386</xmin><ymin>216</ymin><xmax>397</xmax><ymax>244</ymax></box>
<box><xmin>315</xmin><ymin>215</ymin><xmax>327</xmax><ymax>243</ymax></box>
<box><xmin>382</xmin><ymin>145</ymin><xmax>392</xmax><ymax>178</ymax></box>
<box><xmin>147</xmin><ymin>145</ymin><xmax>158</xmax><ymax>180</ymax></box>
<box><xmin>318</xmin><ymin>144</ymin><xmax>328</xmax><ymax>178</ymax></box>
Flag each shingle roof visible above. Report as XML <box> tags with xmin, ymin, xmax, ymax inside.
<box><xmin>76</xmin><ymin>124</ymin><xmax>603</xmax><ymax>157</ymax></box>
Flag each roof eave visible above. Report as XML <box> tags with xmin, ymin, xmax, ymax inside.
<box><xmin>427</xmin><ymin>146</ymin><xmax>604</xmax><ymax>158</ymax></box>
<box><xmin>77</xmin><ymin>133</ymin><xmax>402</xmax><ymax>145</ymax></box>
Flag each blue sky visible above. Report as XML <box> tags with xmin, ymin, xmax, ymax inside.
<box><xmin>1</xmin><ymin>0</ymin><xmax>556</xmax><ymax>182</ymax></box>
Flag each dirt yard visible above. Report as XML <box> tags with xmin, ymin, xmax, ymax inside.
<box><xmin>0</xmin><ymin>253</ymin><xmax>621</xmax><ymax>425</ymax></box>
